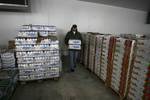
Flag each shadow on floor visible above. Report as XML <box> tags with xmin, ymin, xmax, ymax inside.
<box><xmin>11</xmin><ymin>56</ymin><xmax>119</xmax><ymax>100</ymax></box>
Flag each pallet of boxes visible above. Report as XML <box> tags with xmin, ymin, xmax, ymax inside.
<box><xmin>100</xmin><ymin>35</ymin><xmax>114</xmax><ymax>82</ymax></box>
<box><xmin>83</xmin><ymin>33</ymin><xmax>90</xmax><ymax>68</ymax></box>
<box><xmin>84</xmin><ymin>33</ymin><xmax>112</xmax><ymax>80</ymax></box>
<box><xmin>97</xmin><ymin>35</ymin><xmax>135</xmax><ymax>99</ymax></box>
<box><xmin>83</xmin><ymin>33</ymin><xmax>150</xmax><ymax>99</ymax></box>
<box><xmin>106</xmin><ymin>37</ymin><xmax>135</xmax><ymax>99</ymax></box>
<box><xmin>84</xmin><ymin>33</ymin><xmax>135</xmax><ymax>99</ymax></box>
<box><xmin>94</xmin><ymin>34</ymin><xmax>104</xmax><ymax>77</ymax></box>
<box><xmin>88</xmin><ymin>33</ymin><xmax>100</xmax><ymax>72</ymax></box>
<box><xmin>15</xmin><ymin>25</ymin><xmax>62</xmax><ymax>82</ymax></box>
<box><xmin>127</xmin><ymin>37</ymin><xmax>150</xmax><ymax>100</ymax></box>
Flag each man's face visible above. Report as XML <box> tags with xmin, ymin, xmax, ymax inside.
<box><xmin>72</xmin><ymin>27</ymin><xmax>77</xmax><ymax>31</ymax></box>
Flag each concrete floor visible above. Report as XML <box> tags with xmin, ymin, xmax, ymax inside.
<box><xmin>11</xmin><ymin>58</ymin><xmax>119</xmax><ymax>100</ymax></box>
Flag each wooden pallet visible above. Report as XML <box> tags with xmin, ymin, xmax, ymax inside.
<box><xmin>19</xmin><ymin>77</ymin><xmax>60</xmax><ymax>85</ymax></box>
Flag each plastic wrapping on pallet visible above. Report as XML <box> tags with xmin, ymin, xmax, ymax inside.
<box><xmin>16</xmin><ymin>50</ymin><xmax>59</xmax><ymax>57</ymax></box>
<box><xmin>18</xmin><ymin>31</ymin><xmax>38</xmax><ymax>37</ymax></box>
<box><xmin>17</xmin><ymin>56</ymin><xmax>60</xmax><ymax>64</ymax></box>
<box><xmin>19</xmin><ymin>25</ymin><xmax>57</xmax><ymax>37</ymax></box>
<box><xmin>16</xmin><ymin>25</ymin><xmax>61</xmax><ymax>81</ymax></box>
<box><xmin>22</xmin><ymin>25</ymin><xmax>57</xmax><ymax>31</ymax></box>
<box><xmin>16</xmin><ymin>44</ymin><xmax>59</xmax><ymax>51</ymax></box>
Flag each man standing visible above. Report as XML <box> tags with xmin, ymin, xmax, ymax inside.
<box><xmin>65</xmin><ymin>24</ymin><xmax>82</xmax><ymax>72</ymax></box>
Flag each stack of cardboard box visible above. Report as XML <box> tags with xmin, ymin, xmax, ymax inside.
<box><xmin>109</xmin><ymin>37</ymin><xmax>135</xmax><ymax>98</ymax></box>
<box><xmin>128</xmin><ymin>39</ymin><xmax>150</xmax><ymax>100</ymax></box>
<box><xmin>100</xmin><ymin>35</ymin><xmax>112</xmax><ymax>81</ymax></box>
<box><xmin>88</xmin><ymin>33</ymin><xmax>97</xmax><ymax>71</ymax></box>
<box><xmin>83</xmin><ymin>33</ymin><xmax>150</xmax><ymax>99</ymax></box>
<box><xmin>105</xmin><ymin>36</ymin><xmax>116</xmax><ymax>86</ymax></box>
<box><xmin>84</xmin><ymin>33</ymin><xmax>90</xmax><ymax>67</ymax></box>
<box><xmin>111</xmin><ymin>37</ymin><xmax>126</xmax><ymax>92</ymax></box>
<box><xmin>16</xmin><ymin>25</ymin><xmax>61</xmax><ymax>81</ymax></box>
<box><xmin>1</xmin><ymin>52</ymin><xmax>16</xmax><ymax>68</ymax></box>
<box><xmin>94</xmin><ymin>35</ymin><xmax>103</xmax><ymax>77</ymax></box>
<box><xmin>119</xmin><ymin>39</ymin><xmax>135</xmax><ymax>97</ymax></box>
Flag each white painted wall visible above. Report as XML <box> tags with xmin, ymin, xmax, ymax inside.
<box><xmin>0</xmin><ymin>0</ymin><xmax>149</xmax><ymax>51</ymax></box>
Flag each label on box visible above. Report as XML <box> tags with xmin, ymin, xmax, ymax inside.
<box><xmin>69</xmin><ymin>44</ymin><xmax>81</xmax><ymax>50</ymax></box>
<box><xmin>68</xmin><ymin>40</ymin><xmax>81</xmax><ymax>45</ymax></box>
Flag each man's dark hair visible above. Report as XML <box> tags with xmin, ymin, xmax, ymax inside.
<box><xmin>72</xmin><ymin>24</ymin><xmax>77</xmax><ymax>28</ymax></box>
<box><xmin>71</xmin><ymin>24</ymin><xmax>78</xmax><ymax>32</ymax></box>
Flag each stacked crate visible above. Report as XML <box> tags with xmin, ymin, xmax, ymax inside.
<box><xmin>1</xmin><ymin>52</ymin><xmax>16</xmax><ymax>69</ymax></box>
<box><xmin>105</xmin><ymin>36</ymin><xmax>116</xmax><ymax>86</ymax></box>
<box><xmin>100</xmin><ymin>35</ymin><xmax>113</xmax><ymax>81</ymax></box>
<box><xmin>110</xmin><ymin>37</ymin><xmax>135</xmax><ymax>98</ymax></box>
<box><xmin>119</xmin><ymin>39</ymin><xmax>135</xmax><ymax>97</ymax></box>
<box><xmin>88</xmin><ymin>33</ymin><xmax>96</xmax><ymax>71</ymax></box>
<box><xmin>88</xmin><ymin>33</ymin><xmax>100</xmax><ymax>72</ymax></box>
<box><xmin>84</xmin><ymin>33</ymin><xmax>90</xmax><ymax>67</ymax></box>
<box><xmin>15</xmin><ymin>25</ymin><xmax>61</xmax><ymax>81</ymax></box>
<box><xmin>83</xmin><ymin>33</ymin><xmax>150</xmax><ymax>99</ymax></box>
<box><xmin>94</xmin><ymin>35</ymin><xmax>103</xmax><ymax>77</ymax></box>
<box><xmin>128</xmin><ymin>39</ymin><xmax>150</xmax><ymax>100</ymax></box>
<box><xmin>111</xmin><ymin>37</ymin><xmax>125</xmax><ymax>91</ymax></box>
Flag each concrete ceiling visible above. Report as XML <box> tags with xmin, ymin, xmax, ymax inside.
<box><xmin>79</xmin><ymin>0</ymin><xmax>150</xmax><ymax>11</ymax></box>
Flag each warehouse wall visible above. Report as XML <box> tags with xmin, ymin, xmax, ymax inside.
<box><xmin>0</xmin><ymin>0</ymin><xmax>149</xmax><ymax>53</ymax></box>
